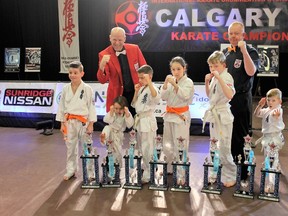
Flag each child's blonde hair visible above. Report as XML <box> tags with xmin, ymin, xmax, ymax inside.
<box><xmin>266</xmin><ymin>88</ymin><xmax>282</xmax><ymax>100</ymax></box>
<box><xmin>207</xmin><ymin>51</ymin><xmax>226</xmax><ymax>64</ymax></box>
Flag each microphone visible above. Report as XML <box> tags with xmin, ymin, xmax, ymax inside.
<box><xmin>80</xmin><ymin>90</ymin><xmax>84</xmax><ymax>99</ymax></box>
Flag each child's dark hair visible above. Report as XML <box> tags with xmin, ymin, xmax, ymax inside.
<box><xmin>69</xmin><ymin>61</ymin><xmax>84</xmax><ymax>72</ymax></box>
<box><xmin>170</xmin><ymin>56</ymin><xmax>187</xmax><ymax>71</ymax></box>
<box><xmin>113</xmin><ymin>96</ymin><xmax>128</xmax><ymax>108</ymax></box>
<box><xmin>137</xmin><ymin>64</ymin><xmax>153</xmax><ymax>75</ymax></box>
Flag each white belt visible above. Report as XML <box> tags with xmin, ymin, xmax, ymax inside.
<box><xmin>202</xmin><ymin>103</ymin><xmax>230</xmax><ymax>135</ymax></box>
<box><xmin>134</xmin><ymin>110</ymin><xmax>153</xmax><ymax>128</ymax></box>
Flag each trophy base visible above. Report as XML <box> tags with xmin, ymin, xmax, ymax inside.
<box><xmin>81</xmin><ymin>182</ymin><xmax>101</xmax><ymax>189</ymax></box>
<box><xmin>123</xmin><ymin>183</ymin><xmax>142</xmax><ymax>190</ymax></box>
<box><xmin>101</xmin><ymin>181</ymin><xmax>121</xmax><ymax>188</ymax></box>
<box><xmin>149</xmin><ymin>184</ymin><xmax>168</xmax><ymax>191</ymax></box>
<box><xmin>170</xmin><ymin>186</ymin><xmax>191</xmax><ymax>193</ymax></box>
<box><xmin>201</xmin><ymin>187</ymin><xmax>222</xmax><ymax>195</ymax></box>
<box><xmin>258</xmin><ymin>194</ymin><xmax>280</xmax><ymax>202</ymax></box>
<box><xmin>233</xmin><ymin>190</ymin><xmax>254</xmax><ymax>199</ymax></box>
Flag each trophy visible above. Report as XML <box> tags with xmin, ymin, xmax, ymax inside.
<box><xmin>101</xmin><ymin>140</ymin><xmax>121</xmax><ymax>188</ymax></box>
<box><xmin>258</xmin><ymin>143</ymin><xmax>281</xmax><ymax>202</ymax></box>
<box><xmin>155</xmin><ymin>134</ymin><xmax>163</xmax><ymax>164</ymax></box>
<box><xmin>171</xmin><ymin>136</ymin><xmax>191</xmax><ymax>192</ymax></box>
<box><xmin>80</xmin><ymin>133</ymin><xmax>100</xmax><ymax>189</ymax></box>
<box><xmin>234</xmin><ymin>135</ymin><xmax>256</xmax><ymax>199</ymax></box>
<box><xmin>149</xmin><ymin>135</ymin><xmax>168</xmax><ymax>191</ymax></box>
<box><xmin>123</xmin><ymin>130</ymin><xmax>143</xmax><ymax>190</ymax></box>
<box><xmin>201</xmin><ymin>138</ymin><xmax>222</xmax><ymax>194</ymax></box>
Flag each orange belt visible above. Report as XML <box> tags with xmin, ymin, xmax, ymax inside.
<box><xmin>166</xmin><ymin>105</ymin><xmax>189</xmax><ymax>121</ymax></box>
<box><xmin>65</xmin><ymin>114</ymin><xmax>87</xmax><ymax>124</ymax></box>
<box><xmin>62</xmin><ymin>114</ymin><xmax>87</xmax><ymax>140</ymax></box>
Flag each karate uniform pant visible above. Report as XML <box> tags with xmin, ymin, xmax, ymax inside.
<box><xmin>137</xmin><ymin>131</ymin><xmax>155</xmax><ymax>182</ymax></box>
<box><xmin>101</xmin><ymin>125</ymin><xmax>124</xmax><ymax>168</ymax></box>
<box><xmin>162</xmin><ymin>120</ymin><xmax>190</xmax><ymax>173</ymax></box>
<box><xmin>65</xmin><ymin>119</ymin><xmax>93</xmax><ymax>178</ymax></box>
<box><xmin>209</xmin><ymin>121</ymin><xmax>237</xmax><ymax>183</ymax></box>
<box><xmin>262</xmin><ymin>133</ymin><xmax>284</xmax><ymax>186</ymax></box>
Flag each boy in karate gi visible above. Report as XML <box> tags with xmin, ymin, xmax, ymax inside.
<box><xmin>131</xmin><ymin>65</ymin><xmax>160</xmax><ymax>183</ymax></box>
<box><xmin>56</xmin><ymin>61</ymin><xmax>97</xmax><ymax>180</ymax></box>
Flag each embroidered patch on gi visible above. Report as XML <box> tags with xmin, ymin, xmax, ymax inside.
<box><xmin>234</xmin><ymin>59</ymin><xmax>242</xmax><ymax>68</ymax></box>
<box><xmin>141</xmin><ymin>93</ymin><xmax>148</xmax><ymax>104</ymax></box>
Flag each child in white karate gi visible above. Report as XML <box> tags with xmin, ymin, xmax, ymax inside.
<box><xmin>100</xmin><ymin>96</ymin><xmax>134</xmax><ymax>167</ymax></box>
<box><xmin>254</xmin><ymin>88</ymin><xmax>285</xmax><ymax>191</ymax></box>
<box><xmin>203</xmin><ymin>51</ymin><xmax>237</xmax><ymax>187</ymax></box>
<box><xmin>161</xmin><ymin>56</ymin><xmax>195</xmax><ymax>173</ymax></box>
<box><xmin>56</xmin><ymin>61</ymin><xmax>97</xmax><ymax>181</ymax></box>
<box><xmin>132</xmin><ymin>65</ymin><xmax>160</xmax><ymax>183</ymax></box>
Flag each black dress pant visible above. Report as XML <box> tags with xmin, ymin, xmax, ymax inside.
<box><xmin>230</xmin><ymin>91</ymin><xmax>252</xmax><ymax>180</ymax></box>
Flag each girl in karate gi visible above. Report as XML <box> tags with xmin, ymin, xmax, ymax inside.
<box><xmin>56</xmin><ymin>61</ymin><xmax>97</xmax><ymax>181</ymax></box>
<box><xmin>100</xmin><ymin>96</ymin><xmax>134</xmax><ymax>168</ymax></box>
<box><xmin>161</xmin><ymin>56</ymin><xmax>195</xmax><ymax>173</ymax></box>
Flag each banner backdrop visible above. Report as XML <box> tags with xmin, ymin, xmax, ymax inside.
<box><xmin>109</xmin><ymin>0</ymin><xmax>288</xmax><ymax>52</ymax></box>
<box><xmin>58</xmin><ymin>0</ymin><xmax>80</xmax><ymax>73</ymax></box>
<box><xmin>0</xmin><ymin>82</ymin><xmax>209</xmax><ymax>119</ymax></box>
<box><xmin>25</xmin><ymin>47</ymin><xmax>41</xmax><ymax>72</ymax></box>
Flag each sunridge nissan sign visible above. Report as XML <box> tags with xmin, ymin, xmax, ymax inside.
<box><xmin>3</xmin><ymin>89</ymin><xmax>54</xmax><ymax>106</ymax></box>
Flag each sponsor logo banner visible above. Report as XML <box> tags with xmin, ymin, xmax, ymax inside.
<box><xmin>0</xmin><ymin>82</ymin><xmax>209</xmax><ymax>119</ymax></box>
<box><xmin>3</xmin><ymin>89</ymin><xmax>53</xmax><ymax>106</ymax></box>
<box><xmin>110</xmin><ymin>0</ymin><xmax>288</xmax><ymax>52</ymax></box>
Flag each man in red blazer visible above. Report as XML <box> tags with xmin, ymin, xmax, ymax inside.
<box><xmin>97</xmin><ymin>27</ymin><xmax>146</xmax><ymax>116</ymax></box>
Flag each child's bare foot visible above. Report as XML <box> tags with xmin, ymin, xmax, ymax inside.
<box><xmin>63</xmin><ymin>173</ymin><xmax>75</xmax><ymax>181</ymax></box>
<box><xmin>223</xmin><ymin>181</ymin><xmax>236</xmax><ymax>187</ymax></box>
<box><xmin>100</xmin><ymin>133</ymin><xmax>106</xmax><ymax>144</ymax></box>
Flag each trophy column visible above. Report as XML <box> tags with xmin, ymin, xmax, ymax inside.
<box><xmin>101</xmin><ymin>140</ymin><xmax>121</xmax><ymax>188</ymax></box>
<box><xmin>148</xmin><ymin>135</ymin><xmax>168</xmax><ymax>191</ymax></box>
<box><xmin>201</xmin><ymin>138</ymin><xmax>222</xmax><ymax>195</ymax></box>
<box><xmin>258</xmin><ymin>143</ymin><xmax>281</xmax><ymax>202</ymax></box>
<box><xmin>81</xmin><ymin>155</ymin><xmax>100</xmax><ymax>189</ymax></box>
<box><xmin>233</xmin><ymin>155</ymin><xmax>256</xmax><ymax>199</ymax></box>
<box><xmin>234</xmin><ymin>135</ymin><xmax>256</xmax><ymax>199</ymax></box>
<box><xmin>149</xmin><ymin>158</ymin><xmax>168</xmax><ymax>191</ymax></box>
<box><xmin>170</xmin><ymin>136</ymin><xmax>191</xmax><ymax>193</ymax></box>
<box><xmin>123</xmin><ymin>152</ymin><xmax>143</xmax><ymax>190</ymax></box>
<box><xmin>123</xmin><ymin>130</ymin><xmax>143</xmax><ymax>190</ymax></box>
<box><xmin>149</xmin><ymin>135</ymin><xmax>168</xmax><ymax>191</ymax></box>
<box><xmin>80</xmin><ymin>134</ymin><xmax>100</xmax><ymax>189</ymax></box>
